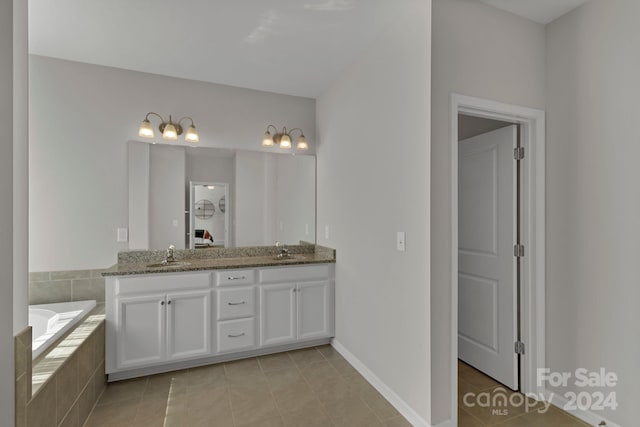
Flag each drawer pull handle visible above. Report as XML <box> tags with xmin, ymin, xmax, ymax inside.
<box><xmin>227</xmin><ymin>276</ymin><xmax>246</xmax><ymax>280</ymax></box>
<box><xmin>228</xmin><ymin>333</ymin><xmax>246</xmax><ymax>338</ymax></box>
<box><xmin>228</xmin><ymin>301</ymin><xmax>246</xmax><ymax>306</ymax></box>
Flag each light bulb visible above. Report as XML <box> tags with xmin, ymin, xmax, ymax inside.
<box><xmin>296</xmin><ymin>134</ymin><xmax>309</xmax><ymax>150</ymax></box>
<box><xmin>280</xmin><ymin>134</ymin><xmax>292</xmax><ymax>149</ymax></box>
<box><xmin>162</xmin><ymin>123</ymin><xmax>178</xmax><ymax>140</ymax></box>
<box><xmin>185</xmin><ymin>125</ymin><xmax>199</xmax><ymax>143</ymax></box>
<box><xmin>262</xmin><ymin>131</ymin><xmax>274</xmax><ymax>147</ymax></box>
<box><xmin>138</xmin><ymin>119</ymin><xmax>154</xmax><ymax>138</ymax></box>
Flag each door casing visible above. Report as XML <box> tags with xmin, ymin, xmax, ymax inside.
<box><xmin>450</xmin><ymin>94</ymin><xmax>546</xmax><ymax>425</ymax></box>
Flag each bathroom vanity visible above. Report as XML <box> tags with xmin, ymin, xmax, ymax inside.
<box><xmin>103</xmin><ymin>246</ymin><xmax>335</xmax><ymax>381</ymax></box>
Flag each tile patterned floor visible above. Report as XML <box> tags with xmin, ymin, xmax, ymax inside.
<box><xmin>458</xmin><ymin>360</ymin><xmax>590</xmax><ymax>426</ymax></box>
<box><xmin>85</xmin><ymin>346</ymin><xmax>411</xmax><ymax>427</ymax></box>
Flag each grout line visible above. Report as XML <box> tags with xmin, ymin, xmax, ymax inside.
<box><xmin>458</xmin><ymin>405</ymin><xmax>488</xmax><ymax>426</ymax></box>
<box><xmin>257</xmin><ymin>355</ymin><xmax>287</xmax><ymax>426</ymax></box>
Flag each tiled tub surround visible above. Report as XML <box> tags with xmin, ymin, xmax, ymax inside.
<box><xmin>15</xmin><ymin>327</ymin><xmax>32</xmax><ymax>427</ymax></box>
<box><xmin>29</xmin><ymin>269</ymin><xmax>106</xmax><ymax>304</ymax></box>
<box><xmin>18</xmin><ymin>305</ymin><xmax>107</xmax><ymax>427</ymax></box>
<box><xmin>107</xmin><ymin>244</ymin><xmax>336</xmax><ymax>276</ymax></box>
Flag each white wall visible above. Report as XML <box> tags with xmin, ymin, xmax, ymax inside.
<box><xmin>546</xmin><ymin>1</ymin><xmax>640</xmax><ymax>425</ymax></box>
<box><xmin>149</xmin><ymin>145</ymin><xmax>186</xmax><ymax>250</ymax></box>
<box><xmin>430</xmin><ymin>0</ymin><xmax>546</xmax><ymax>422</ymax></box>
<box><xmin>276</xmin><ymin>155</ymin><xmax>316</xmax><ymax>244</ymax></box>
<box><xmin>29</xmin><ymin>55</ymin><xmax>315</xmax><ymax>271</ymax></box>
<box><xmin>316</xmin><ymin>0</ymin><xmax>432</xmax><ymax>423</ymax></box>
<box><xmin>0</xmin><ymin>0</ymin><xmax>14</xmax><ymax>421</ymax></box>
<box><xmin>13</xmin><ymin>0</ymin><xmax>28</xmax><ymax>334</ymax></box>
<box><xmin>128</xmin><ymin>141</ymin><xmax>150</xmax><ymax>250</ymax></box>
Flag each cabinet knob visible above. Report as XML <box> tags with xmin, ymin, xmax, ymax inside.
<box><xmin>167</xmin><ymin>300</ymin><xmax>172</xmax><ymax>305</ymax></box>
<box><xmin>160</xmin><ymin>301</ymin><xmax>165</xmax><ymax>306</ymax></box>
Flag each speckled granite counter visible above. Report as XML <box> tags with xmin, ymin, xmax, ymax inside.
<box><xmin>102</xmin><ymin>244</ymin><xmax>336</xmax><ymax>276</ymax></box>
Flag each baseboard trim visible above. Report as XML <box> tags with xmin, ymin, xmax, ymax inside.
<box><xmin>543</xmin><ymin>389</ymin><xmax>621</xmax><ymax>427</ymax></box>
<box><xmin>331</xmin><ymin>339</ymin><xmax>433</xmax><ymax>427</ymax></box>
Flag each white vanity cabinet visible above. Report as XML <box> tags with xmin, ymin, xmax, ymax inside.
<box><xmin>214</xmin><ymin>269</ymin><xmax>258</xmax><ymax>354</ymax></box>
<box><xmin>107</xmin><ymin>272</ymin><xmax>212</xmax><ymax>372</ymax></box>
<box><xmin>106</xmin><ymin>263</ymin><xmax>334</xmax><ymax>381</ymax></box>
<box><xmin>259</xmin><ymin>265</ymin><xmax>334</xmax><ymax>347</ymax></box>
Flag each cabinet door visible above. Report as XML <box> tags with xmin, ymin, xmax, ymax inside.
<box><xmin>166</xmin><ymin>289</ymin><xmax>211</xmax><ymax>361</ymax></box>
<box><xmin>297</xmin><ymin>280</ymin><xmax>332</xmax><ymax>340</ymax></box>
<box><xmin>260</xmin><ymin>283</ymin><xmax>296</xmax><ymax>346</ymax></box>
<box><xmin>117</xmin><ymin>294</ymin><xmax>166</xmax><ymax>369</ymax></box>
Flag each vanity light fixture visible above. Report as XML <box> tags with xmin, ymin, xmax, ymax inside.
<box><xmin>138</xmin><ymin>112</ymin><xmax>200</xmax><ymax>143</ymax></box>
<box><xmin>262</xmin><ymin>125</ymin><xmax>308</xmax><ymax>150</ymax></box>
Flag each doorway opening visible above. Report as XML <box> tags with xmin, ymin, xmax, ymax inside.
<box><xmin>450</xmin><ymin>94</ymin><xmax>546</xmax><ymax>425</ymax></box>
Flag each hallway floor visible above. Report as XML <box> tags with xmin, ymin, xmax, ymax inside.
<box><xmin>458</xmin><ymin>360</ymin><xmax>590</xmax><ymax>426</ymax></box>
<box><xmin>85</xmin><ymin>346</ymin><xmax>411</xmax><ymax>426</ymax></box>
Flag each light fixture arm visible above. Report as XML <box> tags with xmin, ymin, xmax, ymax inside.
<box><xmin>286</xmin><ymin>128</ymin><xmax>305</xmax><ymax>137</ymax></box>
<box><xmin>176</xmin><ymin>116</ymin><xmax>196</xmax><ymax>127</ymax></box>
<box><xmin>144</xmin><ymin>112</ymin><xmax>166</xmax><ymax>123</ymax></box>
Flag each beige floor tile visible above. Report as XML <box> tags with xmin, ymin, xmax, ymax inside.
<box><xmin>258</xmin><ymin>352</ymin><xmax>296</xmax><ymax>372</ymax></box>
<box><xmin>229</xmin><ymin>384</ymin><xmax>280</xmax><ymax>426</ymax></box>
<box><xmin>458</xmin><ymin>361</ymin><xmax>502</xmax><ymax>391</ymax></box>
<box><xmin>313</xmin><ymin>377</ymin><xmax>359</xmax><ymax>405</ymax></box>
<box><xmin>322</xmin><ymin>395</ymin><xmax>374</xmax><ymax>422</ymax></box>
<box><xmin>97</xmin><ymin>377</ymin><xmax>148</xmax><ymax>406</ymax></box>
<box><xmin>299</xmin><ymin>360</ymin><xmax>341</xmax><ymax>385</ymax></box>
<box><xmin>271</xmin><ymin>379</ymin><xmax>322</xmax><ymax>415</ymax></box>
<box><xmin>288</xmin><ymin>347</ymin><xmax>325</xmax><ymax>368</ymax></box>
<box><xmin>385</xmin><ymin>415</ymin><xmax>413</xmax><ymax>427</ymax></box>
<box><xmin>188</xmin><ymin>363</ymin><xmax>227</xmax><ymax>386</ymax></box>
<box><xmin>225</xmin><ymin>357</ymin><xmax>263</xmax><ymax>379</ymax></box>
<box><xmin>281</xmin><ymin>406</ymin><xmax>333</xmax><ymax>427</ymax></box>
<box><xmin>361</xmin><ymin>389</ymin><xmax>400</xmax><ymax>420</ymax></box>
<box><xmin>328</xmin><ymin>358</ymin><xmax>359</xmax><ymax>377</ymax></box>
<box><xmin>495</xmin><ymin>405</ymin><xmax>590</xmax><ymax>426</ymax></box>
<box><xmin>84</xmin><ymin>399</ymin><xmax>138</xmax><ymax>426</ymax></box>
<box><xmin>239</xmin><ymin>416</ymin><xmax>285</xmax><ymax>427</ymax></box>
<box><xmin>316</xmin><ymin>345</ymin><xmax>344</xmax><ymax>362</ymax></box>
<box><xmin>344</xmin><ymin>372</ymin><xmax>378</xmax><ymax>395</ymax></box>
<box><xmin>458</xmin><ymin>406</ymin><xmax>485</xmax><ymax>427</ymax></box>
<box><xmin>461</xmin><ymin>385</ymin><xmax>541</xmax><ymax>425</ymax></box>
<box><xmin>265</xmin><ymin>368</ymin><xmax>304</xmax><ymax>392</ymax></box>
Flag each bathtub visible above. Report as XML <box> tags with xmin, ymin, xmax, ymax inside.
<box><xmin>29</xmin><ymin>300</ymin><xmax>97</xmax><ymax>359</ymax></box>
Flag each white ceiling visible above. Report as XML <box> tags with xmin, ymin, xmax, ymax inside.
<box><xmin>478</xmin><ymin>0</ymin><xmax>591</xmax><ymax>25</ymax></box>
<box><xmin>28</xmin><ymin>0</ymin><xmax>417</xmax><ymax>98</ymax></box>
<box><xmin>29</xmin><ymin>0</ymin><xmax>590</xmax><ymax>98</ymax></box>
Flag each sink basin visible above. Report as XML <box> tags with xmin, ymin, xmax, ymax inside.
<box><xmin>272</xmin><ymin>254</ymin><xmax>306</xmax><ymax>261</ymax></box>
<box><xmin>146</xmin><ymin>261</ymin><xmax>191</xmax><ymax>269</ymax></box>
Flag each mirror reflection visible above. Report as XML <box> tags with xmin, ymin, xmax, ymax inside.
<box><xmin>128</xmin><ymin>142</ymin><xmax>316</xmax><ymax>250</ymax></box>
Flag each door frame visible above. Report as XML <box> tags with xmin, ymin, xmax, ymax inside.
<box><xmin>450</xmin><ymin>94</ymin><xmax>546</xmax><ymax>423</ymax></box>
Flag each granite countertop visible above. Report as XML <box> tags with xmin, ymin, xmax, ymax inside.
<box><xmin>102</xmin><ymin>245</ymin><xmax>336</xmax><ymax>276</ymax></box>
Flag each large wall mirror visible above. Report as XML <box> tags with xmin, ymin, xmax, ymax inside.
<box><xmin>128</xmin><ymin>142</ymin><xmax>316</xmax><ymax>250</ymax></box>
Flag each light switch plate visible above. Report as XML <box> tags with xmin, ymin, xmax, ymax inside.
<box><xmin>325</xmin><ymin>225</ymin><xmax>330</xmax><ymax>240</ymax></box>
<box><xmin>117</xmin><ymin>227</ymin><xmax>128</xmax><ymax>243</ymax></box>
<box><xmin>397</xmin><ymin>231</ymin><xmax>406</xmax><ymax>251</ymax></box>
<box><xmin>172</xmin><ymin>219</ymin><xmax>179</xmax><ymax>227</ymax></box>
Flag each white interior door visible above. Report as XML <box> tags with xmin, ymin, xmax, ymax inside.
<box><xmin>458</xmin><ymin>125</ymin><xmax>518</xmax><ymax>390</ymax></box>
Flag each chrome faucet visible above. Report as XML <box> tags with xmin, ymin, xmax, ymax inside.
<box><xmin>165</xmin><ymin>244</ymin><xmax>176</xmax><ymax>263</ymax></box>
<box><xmin>275</xmin><ymin>241</ymin><xmax>289</xmax><ymax>258</ymax></box>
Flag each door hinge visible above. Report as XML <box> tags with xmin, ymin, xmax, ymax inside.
<box><xmin>514</xmin><ymin>146</ymin><xmax>525</xmax><ymax>160</ymax></box>
<box><xmin>514</xmin><ymin>244</ymin><xmax>525</xmax><ymax>258</ymax></box>
<box><xmin>515</xmin><ymin>341</ymin><xmax>525</xmax><ymax>355</ymax></box>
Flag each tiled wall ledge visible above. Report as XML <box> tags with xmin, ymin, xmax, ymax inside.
<box><xmin>25</xmin><ymin>305</ymin><xmax>106</xmax><ymax>427</ymax></box>
<box><xmin>15</xmin><ymin>327</ymin><xmax>32</xmax><ymax>427</ymax></box>
<box><xmin>29</xmin><ymin>269</ymin><xmax>106</xmax><ymax>305</ymax></box>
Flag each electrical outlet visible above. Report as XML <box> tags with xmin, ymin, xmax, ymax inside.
<box><xmin>172</xmin><ymin>219</ymin><xmax>179</xmax><ymax>227</ymax></box>
<box><xmin>305</xmin><ymin>223</ymin><xmax>309</xmax><ymax>235</ymax></box>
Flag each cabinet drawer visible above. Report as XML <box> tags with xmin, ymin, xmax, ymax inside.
<box><xmin>217</xmin><ymin>287</ymin><xmax>256</xmax><ymax>320</ymax></box>
<box><xmin>116</xmin><ymin>273</ymin><xmax>211</xmax><ymax>295</ymax></box>
<box><xmin>217</xmin><ymin>318</ymin><xmax>256</xmax><ymax>353</ymax></box>
<box><xmin>259</xmin><ymin>265</ymin><xmax>330</xmax><ymax>284</ymax></box>
<box><xmin>215</xmin><ymin>269</ymin><xmax>255</xmax><ymax>286</ymax></box>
